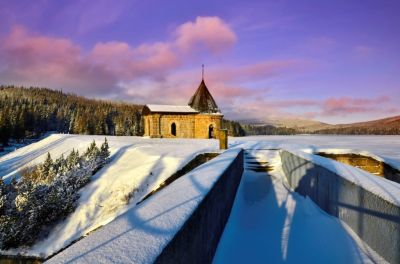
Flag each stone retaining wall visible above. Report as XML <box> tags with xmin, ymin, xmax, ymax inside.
<box><xmin>318</xmin><ymin>152</ymin><xmax>400</xmax><ymax>183</ymax></box>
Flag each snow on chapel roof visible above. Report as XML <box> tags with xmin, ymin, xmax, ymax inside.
<box><xmin>145</xmin><ymin>104</ymin><xmax>198</xmax><ymax>113</ymax></box>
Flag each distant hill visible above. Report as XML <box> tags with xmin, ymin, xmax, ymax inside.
<box><xmin>239</xmin><ymin>116</ymin><xmax>400</xmax><ymax>135</ymax></box>
<box><xmin>249</xmin><ymin>118</ymin><xmax>331</xmax><ymax>132</ymax></box>
<box><xmin>313</xmin><ymin>115</ymin><xmax>400</xmax><ymax>135</ymax></box>
<box><xmin>240</xmin><ymin>115</ymin><xmax>400</xmax><ymax>135</ymax></box>
<box><xmin>338</xmin><ymin>115</ymin><xmax>400</xmax><ymax>129</ymax></box>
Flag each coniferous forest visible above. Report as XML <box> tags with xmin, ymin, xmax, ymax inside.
<box><xmin>0</xmin><ymin>86</ymin><xmax>143</xmax><ymax>145</ymax></box>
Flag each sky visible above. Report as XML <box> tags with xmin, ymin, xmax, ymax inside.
<box><xmin>0</xmin><ymin>0</ymin><xmax>399</xmax><ymax>124</ymax></box>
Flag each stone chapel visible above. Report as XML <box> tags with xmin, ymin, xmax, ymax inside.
<box><xmin>142</xmin><ymin>74</ymin><xmax>223</xmax><ymax>139</ymax></box>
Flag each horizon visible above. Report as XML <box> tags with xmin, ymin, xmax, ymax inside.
<box><xmin>1</xmin><ymin>0</ymin><xmax>399</xmax><ymax>124</ymax></box>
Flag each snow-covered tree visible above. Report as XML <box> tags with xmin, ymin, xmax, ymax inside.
<box><xmin>0</xmin><ymin>140</ymin><xmax>110</xmax><ymax>249</ymax></box>
<box><xmin>100</xmin><ymin>138</ymin><xmax>110</xmax><ymax>163</ymax></box>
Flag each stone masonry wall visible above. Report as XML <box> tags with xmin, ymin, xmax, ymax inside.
<box><xmin>143</xmin><ymin>113</ymin><xmax>223</xmax><ymax>139</ymax></box>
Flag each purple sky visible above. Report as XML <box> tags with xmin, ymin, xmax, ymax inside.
<box><xmin>1</xmin><ymin>0</ymin><xmax>399</xmax><ymax>124</ymax></box>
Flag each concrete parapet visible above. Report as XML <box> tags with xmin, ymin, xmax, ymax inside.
<box><xmin>280</xmin><ymin>150</ymin><xmax>400</xmax><ymax>264</ymax></box>
<box><xmin>155</xmin><ymin>148</ymin><xmax>243</xmax><ymax>263</ymax></box>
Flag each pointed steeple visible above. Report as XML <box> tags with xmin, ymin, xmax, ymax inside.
<box><xmin>188</xmin><ymin>65</ymin><xmax>219</xmax><ymax>113</ymax></box>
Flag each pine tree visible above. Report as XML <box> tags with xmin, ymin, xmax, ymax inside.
<box><xmin>38</xmin><ymin>152</ymin><xmax>55</xmax><ymax>184</ymax></box>
<box><xmin>100</xmin><ymin>137</ymin><xmax>110</xmax><ymax>163</ymax></box>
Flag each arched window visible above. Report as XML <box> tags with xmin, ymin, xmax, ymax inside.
<box><xmin>171</xmin><ymin>123</ymin><xmax>177</xmax><ymax>136</ymax></box>
<box><xmin>208</xmin><ymin>124</ymin><xmax>214</xmax><ymax>139</ymax></box>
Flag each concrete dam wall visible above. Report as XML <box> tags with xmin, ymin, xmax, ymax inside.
<box><xmin>280</xmin><ymin>150</ymin><xmax>400</xmax><ymax>264</ymax></box>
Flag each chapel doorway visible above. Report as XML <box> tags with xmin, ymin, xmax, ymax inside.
<box><xmin>208</xmin><ymin>124</ymin><xmax>214</xmax><ymax>139</ymax></box>
<box><xmin>171</xmin><ymin>123</ymin><xmax>177</xmax><ymax>136</ymax></box>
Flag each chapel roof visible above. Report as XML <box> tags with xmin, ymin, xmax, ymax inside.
<box><xmin>188</xmin><ymin>79</ymin><xmax>220</xmax><ymax>113</ymax></box>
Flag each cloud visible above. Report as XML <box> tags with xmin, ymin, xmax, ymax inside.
<box><xmin>354</xmin><ymin>45</ymin><xmax>373</xmax><ymax>58</ymax></box>
<box><xmin>0</xmin><ymin>26</ymin><xmax>116</xmax><ymax>94</ymax></box>
<box><xmin>321</xmin><ymin>96</ymin><xmax>389</xmax><ymax>116</ymax></box>
<box><xmin>0</xmin><ymin>16</ymin><xmax>237</xmax><ymax>96</ymax></box>
<box><xmin>175</xmin><ymin>16</ymin><xmax>237</xmax><ymax>54</ymax></box>
<box><xmin>208</xmin><ymin>60</ymin><xmax>311</xmax><ymax>83</ymax></box>
<box><xmin>219</xmin><ymin>95</ymin><xmax>396</xmax><ymax>122</ymax></box>
<box><xmin>90</xmin><ymin>41</ymin><xmax>178</xmax><ymax>80</ymax></box>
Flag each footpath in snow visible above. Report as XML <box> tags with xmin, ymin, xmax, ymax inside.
<box><xmin>213</xmin><ymin>149</ymin><xmax>372</xmax><ymax>264</ymax></box>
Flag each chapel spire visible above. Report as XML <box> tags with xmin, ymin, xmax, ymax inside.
<box><xmin>188</xmin><ymin>65</ymin><xmax>219</xmax><ymax>113</ymax></box>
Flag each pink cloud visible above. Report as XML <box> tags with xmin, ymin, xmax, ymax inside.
<box><xmin>268</xmin><ymin>99</ymin><xmax>319</xmax><ymax>108</ymax></box>
<box><xmin>0</xmin><ymin>26</ymin><xmax>116</xmax><ymax>94</ymax></box>
<box><xmin>175</xmin><ymin>16</ymin><xmax>237</xmax><ymax>54</ymax></box>
<box><xmin>354</xmin><ymin>45</ymin><xmax>373</xmax><ymax>58</ymax></box>
<box><xmin>322</xmin><ymin>96</ymin><xmax>389</xmax><ymax>116</ymax></box>
<box><xmin>90</xmin><ymin>41</ymin><xmax>178</xmax><ymax>80</ymax></box>
<box><xmin>208</xmin><ymin>60</ymin><xmax>313</xmax><ymax>83</ymax></box>
<box><xmin>0</xmin><ymin>16</ymin><xmax>237</xmax><ymax>96</ymax></box>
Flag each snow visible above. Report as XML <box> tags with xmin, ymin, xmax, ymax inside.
<box><xmin>2</xmin><ymin>134</ymin><xmax>399</xmax><ymax>261</ymax></box>
<box><xmin>146</xmin><ymin>104</ymin><xmax>198</xmax><ymax>113</ymax></box>
<box><xmin>45</xmin><ymin>148</ymin><xmax>242</xmax><ymax>264</ymax></box>
<box><xmin>213</xmin><ymin>149</ymin><xmax>376</xmax><ymax>264</ymax></box>
<box><xmin>229</xmin><ymin>135</ymin><xmax>400</xmax><ymax>206</ymax></box>
<box><xmin>230</xmin><ymin>135</ymin><xmax>400</xmax><ymax>170</ymax></box>
<box><xmin>281</xmin><ymin>149</ymin><xmax>400</xmax><ymax>206</ymax></box>
<box><xmin>0</xmin><ymin>134</ymin><xmax>219</xmax><ymax>258</ymax></box>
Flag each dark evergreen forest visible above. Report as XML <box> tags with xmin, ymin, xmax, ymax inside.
<box><xmin>0</xmin><ymin>86</ymin><xmax>143</xmax><ymax>145</ymax></box>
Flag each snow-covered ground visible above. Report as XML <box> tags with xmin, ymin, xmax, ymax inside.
<box><xmin>1</xmin><ymin>134</ymin><xmax>399</xmax><ymax>260</ymax></box>
<box><xmin>231</xmin><ymin>135</ymin><xmax>400</xmax><ymax>170</ymax></box>
<box><xmin>213</xmin><ymin>150</ymin><xmax>377</xmax><ymax>264</ymax></box>
<box><xmin>0</xmin><ymin>134</ymin><xmax>219</xmax><ymax>257</ymax></box>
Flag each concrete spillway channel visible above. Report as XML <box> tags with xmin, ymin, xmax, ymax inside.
<box><xmin>213</xmin><ymin>149</ymin><xmax>375</xmax><ymax>264</ymax></box>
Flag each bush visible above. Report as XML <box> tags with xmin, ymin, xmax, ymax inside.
<box><xmin>0</xmin><ymin>138</ymin><xmax>110</xmax><ymax>249</ymax></box>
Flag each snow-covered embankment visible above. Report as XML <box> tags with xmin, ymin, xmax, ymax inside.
<box><xmin>46</xmin><ymin>148</ymin><xmax>244</xmax><ymax>263</ymax></box>
<box><xmin>0</xmin><ymin>134</ymin><xmax>220</xmax><ymax>258</ymax></box>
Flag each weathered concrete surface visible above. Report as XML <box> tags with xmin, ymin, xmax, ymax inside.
<box><xmin>155</xmin><ymin>149</ymin><xmax>243</xmax><ymax>264</ymax></box>
<box><xmin>280</xmin><ymin>150</ymin><xmax>400</xmax><ymax>264</ymax></box>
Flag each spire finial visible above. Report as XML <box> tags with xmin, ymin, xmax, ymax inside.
<box><xmin>202</xmin><ymin>64</ymin><xmax>204</xmax><ymax>80</ymax></box>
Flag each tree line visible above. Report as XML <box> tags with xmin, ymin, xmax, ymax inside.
<box><xmin>312</xmin><ymin>126</ymin><xmax>400</xmax><ymax>135</ymax></box>
<box><xmin>3</xmin><ymin>86</ymin><xmax>396</xmax><ymax>141</ymax></box>
<box><xmin>0</xmin><ymin>86</ymin><xmax>142</xmax><ymax>145</ymax></box>
<box><xmin>0</xmin><ymin>86</ymin><xmax>248</xmax><ymax>145</ymax></box>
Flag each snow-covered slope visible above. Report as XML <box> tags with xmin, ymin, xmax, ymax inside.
<box><xmin>2</xmin><ymin>134</ymin><xmax>399</xmax><ymax>260</ymax></box>
<box><xmin>45</xmin><ymin>148</ymin><xmax>242</xmax><ymax>264</ymax></box>
<box><xmin>0</xmin><ymin>134</ymin><xmax>219</xmax><ymax>257</ymax></box>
